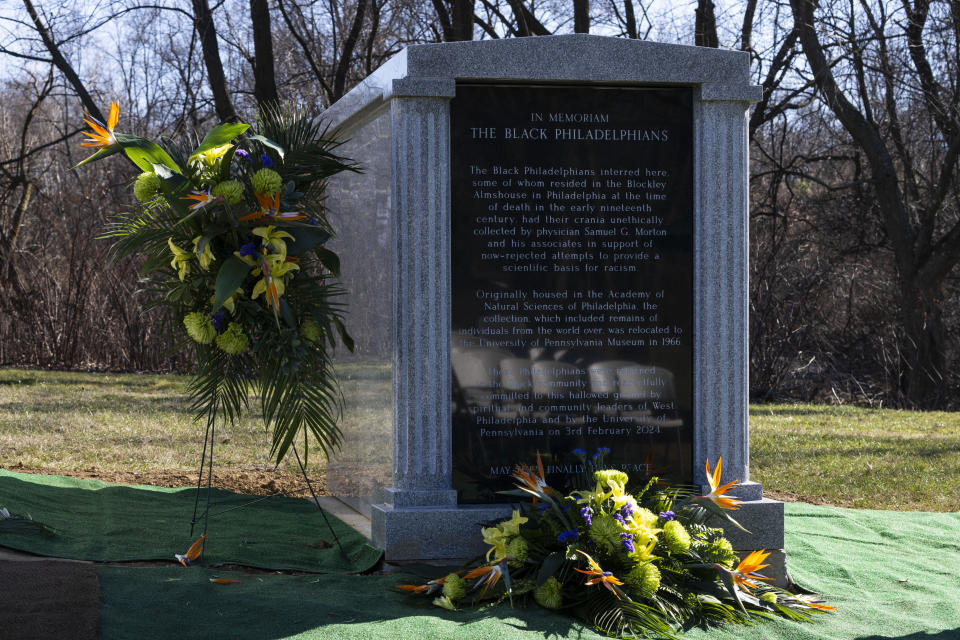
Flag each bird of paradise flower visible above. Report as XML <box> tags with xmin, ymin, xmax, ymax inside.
<box><xmin>465</xmin><ymin>559</ymin><xmax>511</xmax><ymax>600</ymax></box>
<box><xmin>696</xmin><ymin>457</ymin><xmax>742</xmax><ymax>510</ymax></box>
<box><xmin>574</xmin><ymin>550</ymin><xmax>625</xmax><ymax>600</ymax></box>
<box><xmin>81</xmin><ymin>101</ymin><xmax>120</xmax><ymax>150</ymax></box>
<box><xmin>239</xmin><ymin>191</ymin><xmax>305</xmax><ymax>222</ymax></box>
<box><xmin>175</xmin><ymin>534</ymin><xmax>206</xmax><ymax>566</ymax></box>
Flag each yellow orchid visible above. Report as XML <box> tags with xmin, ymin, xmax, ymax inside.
<box><xmin>192</xmin><ymin>236</ymin><xmax>214</xmax><ymax>270</ymax></box>
<box><xmin>481</xmin><ymin>525</ymin><xmax>508</xmax><ymax>562</ymax></box>
<box><xmin>698</xmin><ymin>457</ymin><xmax>742</xmax><ymax>510</ymax></box>
<box><xmin>193</xmin><ymin>143</ymin><xmax>233</xmax><ymax>167</ymax></box>
<box><xmin>251</xmin><ymin>254</ymin><xmax>299</xmax><ymax>311</ymax></box>
<box><xmin>726</xmin><ymin>549</ymin><xmax>772</xmax><ymax>592</ymax></box>
<box><xmin>574</xmin><ymin>550</ymin><xmax>625</xmax><ymax>600</ymax></box>
<box><xmin>252</xmin><ymin>226</ymin><xmax>294</xmax><ymax>261</ymax></box>
<box><xmin>500</xmin><ymin>510</ymin><xmax>528</xmax><ymax>537</ymax></box>
<box><xmin>81</xmin><ymin>101</ymin><xmax>120</xmax><ymax>150</ymax></box>
<box><xmin>168</xmin><ymin>238</ymin><xmax>192</xmax><ymax>281</ymax></box>
<box><xmin>627</xmin><ymin>534</ymin><xmax>658</xmax><ymax>562</ymax></box>
<box><xmin>623</xmin><ymin>517</ymin><xmax>660</xmax><ymax>553</ymax></box>
<box><xmin>210</xmin><ymin>289</ymin><xmax>242</xmax><ymax>315</ymax></box>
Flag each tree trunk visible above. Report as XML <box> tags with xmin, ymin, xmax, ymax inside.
<box><xmin>192</xmin><ymin>0</ymin><xmax>237</xmax><ymax>122</ymax></box>
<box><xmin>250</xmin><ymin>0</ymin><xmax>279</xmax><ymax>109</ymax></box>
<box><xmin>899</xmin><ymin>280</ymin><xmax>947</xmax><ymax>406</ymax></box>
<box><xmin>623</xmin><ymin>0</ymin><xmax>638</xmax><ymax>39</ymax></box>
<box><xmin>790</xmin><ymin>0</ymin><xmax>954</xmax><ymax>406</ymax></box>
<box><xmin>452</xmin><ymin>0</ymin><xmax>475</xmax><ymax>40</ymax></box>
<box><xmin>332</xmin><ymin>0</ymin><xmax>368</xmax><ymax>102</ymax></box>
<box><xmin>22</xmin><ymin>0</ymin><xmax>104</xmax><ymax>122</ymax></box>
<box><xmin>574</xmin><ymin>0</ymin><xmax>590</xmax><ymax>33</ymax></box>
<box><xmin>695</xmin><ymin>0</ymin><xmax>718</xmax><ymax>47</ymax></box>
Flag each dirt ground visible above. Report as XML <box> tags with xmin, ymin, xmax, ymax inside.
<box><xmin>0</xmin><ymin>553</ymin><xmax>100</xmax><ymax>640</ymax></box>
<box><xmin>2</xmin><ymin>462</ymin><xmax>328</xmax><ymax>497</ymax></box>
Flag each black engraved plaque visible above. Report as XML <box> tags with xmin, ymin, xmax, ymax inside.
<box><xmin>450</xmin><ymin>84</ymin><xmax>694</xmax><ymax>503</ymax></box>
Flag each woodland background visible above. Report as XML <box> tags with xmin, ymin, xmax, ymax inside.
<box><xmin>1</xmin><ymin>0</ymin><xmax>958</xmax><ymax>409</ymax></box>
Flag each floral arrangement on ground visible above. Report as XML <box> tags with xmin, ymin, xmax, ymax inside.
<box><xmin>398</xmin><ymin>451</ymin><xmax>834</xmax><ymax>639</ymax></box>
<box><xmin>76</xmin><ymin>101</ymin><xmax>354</xmax><ymax>464</ymax></box>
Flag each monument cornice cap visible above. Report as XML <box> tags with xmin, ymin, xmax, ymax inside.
<box><xmin>387</xmin><ymin>77</ymin><xmax>457</xmax><ymax>99</ymax></box>
<box><xmin>404</xmin><ymin>35</ymin><xmax>752</xmax><ymax>86</ymax></box>
<box><xmin>699</xmin><ymin>83</ymin><xmax>764</xmax><ymax>103</ymax></box>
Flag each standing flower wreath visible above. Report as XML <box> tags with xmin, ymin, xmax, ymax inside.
<box><xmin>76</xmin><ymin>102</ymin><xmax>356</xmax><ymax>483</ymax></box>
<box><xmin>398</xmin><ymin>452</ymin><xmax>834</xmax><ymax>639</ymax></box>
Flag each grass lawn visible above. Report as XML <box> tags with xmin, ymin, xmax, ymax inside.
<box><xmin>1</xmin><ymin>368</ymin><xmax>957</xmax><ymax>511</ymax></box>
<box><xmin>0</xmin><ymin>368</ymin><xmax>325</xmax><ymax>489</ymax></box>
<box><xmin>751</xmin><ymin>403</ymin><xmax>960</xmax><ymax>511</ymax></box>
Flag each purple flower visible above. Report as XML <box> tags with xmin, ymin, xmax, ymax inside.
<box><xmin>580</xmin><ymin>506</ymin><xmax>593</xmax><ymax>526</ymax></box>
<box><xmin>238</xmin><ymin>242</ymin><xmax>257</xmax><ymax>257</ymax></box>
<box><xmin>620</xmin><ymin>532</ymin><xmax>635</xmax><ymax>553</ymax></box>
<box><xmin>596</xmin><ymin>447</ymin><xmax>611</xmax><ymax>455</ymax></box>
<box><xmin>613</xmin><ymin>512</ymin><xmax>625</xmax><ymax>525</ymax></box>
<box><xmin>211</xmin><ymin>309</ymin><xmax>227</xmax><ymax>332</ymax></box>
<box><xmin>557</xmin><ymin>529</ymin><xmax>579</xmax><ymax>543</ymax></box>
<box><xmin>537</xmin><ymin>502</ymin><xmax>550</xmax><ymax>514</ymax></box>
<box><xmin>572</xmin><ymin>448</ymin><xmax>587</xmax><ymax>456</ymax></box>
<box><xmin>620</xmin><ymin>503</ymin><xmax>634</xmax><ymax>519</ymax></box>
<box><xmin>260</xmin><ymin>154</ymin><xmax>273</xmax><ymax>167</ymax></box>
<box><xmin>659</xmin><ymin>511</ymin><xmax>676</xmax><ymax>521</ymax></box>
<box><xmin>235</xmin><ymin>149</ymin><xmax>251</xmax><ymax>161</ymax></box>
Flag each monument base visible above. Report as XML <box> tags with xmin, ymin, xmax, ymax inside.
<box><xmin>374</xmin><ymin>481</ymin><xmax>788</xmax><ymax>587</ymax></box>
<box><xmin>710</xmin><ymin>482</ymin><xmax>787</xmax><ymax>586</ymax></box>
<box><xmin>372</xmin><ymin>500</ymin><xmax>511</xmax><ymax>562</ymax></box>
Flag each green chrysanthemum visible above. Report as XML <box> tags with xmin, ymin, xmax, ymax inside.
<box><xmin>183</xmin><ymin>312</ymin><xmax>215</xmax><ymax>344</ymax></box>
<box><xmin>662</xmin><ymin>520</ymin><xmax>691</xmax><ymax>554</ymax></box>
<box><xmin>212</xmin><ymin>180</ymin><xmax>245</xmax><ymax>205</ymax></box>
<box><xmin>301</xmin><ymin>319</ymin><xmax>321</xmax><ymax>344</ymax></box>
<box><xmin>432</xmin><ymin>595</ymin><xmax>456</xmax><ymax>611</ymax></box>
<box><xmin>533</xmin><ymin>576</ymin><xmax>563</xmax><ymax>610</ymax></box>
<box><xmin>625</xmin><ymin>562</ymin><xmax>661</xmax><ymax>599</ymax></box>
<box><xmin>594</xmin><ymin>469</ymin><xmax>629</xmax><ymax>487</ymax></box>
<box><xmin>133</xmin><ymin>172</ymin><xmax>162</xmax><ymax>202</ymax></box>
<box><xmin>507</xmin><ymin>536</ymin><xmax>528</xmax><ymax>567</ymax></box>
<box><xmin>442</xmin><ymin>573</ymin><xmax>466</xmax><ymax>601</ymax></box>
<box><xmin>760</xmin><ymin>591</ymin><xmax>778</xmax><ymax>604</ymax></box>
<box><xmin>216</xmin><ymin>322</ymin><xmax>249</xmax><ymax>355</ymax></box>
<box><xmin>589</xmin><ymin>513</ymin><xmax>622</xmax><ymax>553</ymax></box>
<box><xmin>251</xmin><ymin>168</ymin><xmax>282</xmax><ymax>194</ymax></box>
<box><xmin>703</xmin><ymin>537</ymin><xmax>737</xmax><ymax>568</ymax></box>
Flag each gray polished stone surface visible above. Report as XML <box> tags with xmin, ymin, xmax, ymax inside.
<box><xmin>321</xmin><ymin>35</ymin><xmax>778</xmax><ymax>564</ymax></box>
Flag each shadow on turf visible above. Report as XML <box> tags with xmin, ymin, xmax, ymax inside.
<box><xmin>857</xmin><ymin>632</ymin><xmax>960</xmax><ymax>640</ymax></box>
<box><xmin>97</xmin><ymin>566</ymin><xmax>595</xmax><ymax>640</ymax></box>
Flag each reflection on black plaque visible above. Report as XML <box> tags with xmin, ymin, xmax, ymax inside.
<box><xmin>451</xmin><ymin>84</ymin><xmax>693</xmax><ymax>503</ymax></box>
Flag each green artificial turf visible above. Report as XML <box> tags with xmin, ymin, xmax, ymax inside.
<box><xmin>91</xmin><ymin>501</ymin><xmax>960</xmax><ymax>640</ymax></box>
<box><xmin>0</xmin><ymin>470</ymin><xmax>380</xmax><ymax>573</ymax></box>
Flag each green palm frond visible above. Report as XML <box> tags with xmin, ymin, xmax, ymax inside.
<box><xmin>187</xmin><ymin>346</ymin><xmax>255</xmax><ymax>426</ymax></box>
<box><xmin>585</xmin><ymin>590</ymin><xmax>681</xmax><ymax>640</ymax></box>
<box><xmin>254</xmin><ymin>103</ymin><xmax>360</xmax><ymax>184</ymax></box>
<box><xmin>259</xmin><ymin>348</ymin><xmax>343</xmax><ymax>463</ymax></box>
<box><xmin>101</xmin><ymin>199</ymin><xmax>180</xmax><ymax>264</ymax></box>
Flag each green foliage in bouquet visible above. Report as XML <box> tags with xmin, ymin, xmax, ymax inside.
<box><xmin>398</xmin><ymin>450</ymin><xmax>834</xmax><ymax>639</ymax></box>
<box><xmin>76</xmin><ymin>101</ymin><xmax>355</xmax><ymax>463</ymax></box>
